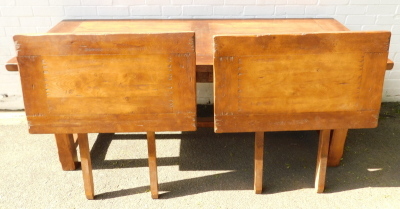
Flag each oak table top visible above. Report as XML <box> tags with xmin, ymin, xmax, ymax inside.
<box><xmin>6</xmin><ymin>18</ymin><xmax>394</xmax><ymax>73</ymax></box>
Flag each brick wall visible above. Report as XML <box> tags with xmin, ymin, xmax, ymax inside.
<box><xmin>1</xmin><ymin>1</ymin><xmax>399</xmax><ymax>109</ymax></box>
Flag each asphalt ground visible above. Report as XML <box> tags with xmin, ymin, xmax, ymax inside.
<box><xmin>1</xmin><ymin>103</ymin><xmax>400</xmax><ymax>208</ymax></box>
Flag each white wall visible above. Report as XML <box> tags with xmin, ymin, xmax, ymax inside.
<box><xmin>0</xmin><ymin>0</ymin><xmax>399</xmax><ymax>109</ymax></box>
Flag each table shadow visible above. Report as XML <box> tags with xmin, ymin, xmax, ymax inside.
<box><xmin>90</xmin><ymin>103</ymin><xmax>400</xmax><ymax>199</ymax></box>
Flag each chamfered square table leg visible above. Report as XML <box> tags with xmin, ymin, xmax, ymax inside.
<box><xmin>315</xmin><ymin>129</ymin><xmax>331</xmax><ymax>193</ymax></box>
<box><xmin>77</xmin><ymin>133</ymin><xmax>94</xmax><ymax>200</ymax></box>
<box><xmin>54</xmin><ymin>134</ymin><xmax>78</xmax><ymax>171</ymax></box>
<box><xmin>328</xmin><ymin>129</ymin><xmax>349</xmax><ymax>167</ymax></box>
<box><xmin>147</xmin><ymin>131</ymin><xmax>159</xmax><ymax>199</ymax></box>
<box><xmin>254</xmin><ymin>132</ymin><xmax>265</xmax><ymax>194</ymax></box>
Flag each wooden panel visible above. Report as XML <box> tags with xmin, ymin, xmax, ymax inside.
<box><xmin>237</xmin><ymin>53</ymin><xmax>364</xmax><ymax>113</ymax></box>
<box><xmin>14</xmin><ymin>32</ymin><xmax>196</xmax><ymax>133</ymax></box>
<box><xmin>214</xmin><ymin>31</ymin><xmax>390</xmax><ymax>133</ymax></box>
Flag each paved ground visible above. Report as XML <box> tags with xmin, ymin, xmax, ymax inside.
<box><xmin>1</xmin><ymin>103</ymin><xmax>400</xmax><ymax>208</ymax></box>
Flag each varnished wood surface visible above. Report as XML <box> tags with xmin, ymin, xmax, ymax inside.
<box><xmin>254</xmin><ymin>132</ymin><xmax>264</xmax><ymax>194</ymax></box>
<box><xmin>5</xmin><ymin>19</ymin><xmax>394</xmax><ymax>74</ymax></box>
<box><xmin>14</xmin><ymin>32</ymin><xmax>197</xmax><ymax>134</ymax></box>
<box><xmin>15</xmin><ymin>32</ymin><xmax>196</xmax><ymax>199</ymax></box>
<box><xmin>214</xmin><ymin>31</ymin><xmax>390</xmax><ymax>193</ymax></box>
<box><xmin>49</xmin><ymin>19</ymin><xmax>349</xmax><ymax>66</ymax></box>
<box><xmin>315</xmin><ymin>130</ymin><xmax>331</xmax><ymax>193</ymax></box>
<box><xmin>77</xmin><ymin>133</ymin><xmax>94</xmax><ymax>199</ymax></box>
<box><xmin>5</xmin><ymin>57</ymin><xmax>18</xmax><ymax>71</ymax></box>
<box><xmin>214</xmin><ymin>31</ymin><xmax>390</xmax><ymax>133</ymax></box>
<box><xmin>327</xmin><ymin>129</ymin><xmax>349</xmax><ymax>167</ymax></box>
<box><xmin>147</xmin><ymin>132</ymin><xmax>159</xmax><ymax>199</ymax></box>
<box><xmin>54</xmin><ymin>134</ymin><xmax>78</xmax><ymax>170</ymax></box>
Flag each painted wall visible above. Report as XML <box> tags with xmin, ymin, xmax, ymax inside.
<box><xmin>1</xmin><ymin>0</ymin><xmax>399</xmax><ymax>109</ymax></box>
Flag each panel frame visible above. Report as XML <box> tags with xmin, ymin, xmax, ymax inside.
<box><xmin>214</xmin><ymin>31</ymin><xmax>390</xmax><ymax>133</ymax></box>
<box><xmin>15</xmin><ymin>32</ymin><xmax>197</xmax><ymax>133</ymax></box>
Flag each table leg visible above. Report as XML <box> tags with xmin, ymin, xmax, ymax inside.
<box><xmin>315</xmin><ymin>129</ymin><xmax>331</xmax><ymax>193</ymax></box>
<box><xmin>327</xmin><ymin>129</ymin><xmax>348</xmax><ymax>167</ymax></box>
<box><xmin>254</xmin><ymin>132</ymin><xmax>264</xmax><ymax>194</ymax></box>
<box><xmin>54</xmin><ymin>134</ymin><xmax>78</xmax><ymax>171</ymax></box>
<box><xmin>77</xmin><ymin>133</ymin><xmax>94</xmax><ymax>200</ymax></box>
<box><xmin>147</xmin><ymin>131</ymin><xmax>159</xmax><ymax>199</ymax></box>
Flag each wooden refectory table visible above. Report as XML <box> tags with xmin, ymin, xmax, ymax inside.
<box><xmin>5</xmin><ymin>18</ymin><xmax>394</xmax><ymax>171</ymax></box>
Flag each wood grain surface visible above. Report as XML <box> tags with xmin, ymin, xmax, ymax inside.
<box><xmin>214</xmin><ymin>31</ymin><xmax>390</xmax><ymax>133</ymax></box>
<box><xmin>14</xmin><ymin>32</ymin><xmax>197</xmax><ymax>133</ymax></box>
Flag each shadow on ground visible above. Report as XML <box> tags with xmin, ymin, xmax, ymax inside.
<box><xmin>89</xmin><ymin>103</ymin><xmax>400</xmax><ymax>199</ymax></box>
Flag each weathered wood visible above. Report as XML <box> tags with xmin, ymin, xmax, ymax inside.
<box><xmin>14</xmin><ymin>33</ymin><xmax>197</xmax><ymax>134</ymax></box>
<box><xmin>14</xmin><ymin>32</ymin><xmax>196</xmax><ymax>199</ymax></box>
<box><xmin>214</xmin><ymin>31</ymin><xmax>390</xmax><ymax>133</ymax></box>
<box><xmin>5</xmin><ymin>57</ymin><xmax>18</xmax><ymax>71</ymax></box>
<box><xmin>29</xmin><ymin>19</ymin><xmax>379</xmax><ymax>66</ymax></box>
<box><xmin>214</xmin><ymin>111</ymin><xmax>379</xmax><ymax>133</ymax></box>
<box><xmin>214</xmin><ymin>31</ymin><xmax>390</xmax><ymax>193</ymax></box>
<box><xmin>254</xmin><ymin>132</ymin><xmax>264</xmax><ymax>194</ymax></box>
<box><xmin>196</xmin><ymin>65</ymin><xmax>213</xmax><ymax>83</ymax></box>
<box><xmin>5</xmin><ymin>19</ymin><xmax>393</xmax><ymax>72</ymax></box>
<box><xmin>6</xmin><ymin>57</ymin><xmax>394</xmax><ymax>73</ymax></box>
<box><xmin>77</xmin><ymin>133</ymin><xmax>94</xmax><ymax>199</ymax></box>
<box><xmin>147</xmin><ymin>132</ymin><xmax>159</xmax><ymax>199</ymax></box>
<box><xmin>27</xmin><ymin>113</ymin><xmax>196</xmax><ymax>134</ymax></box>
<box><xmin>7</xmin><ymin>19</ymin><xmax>394</xmax><ymax>197</ymax></box>
<box><xmin>328</xmin><ymin>129</ymin><xmax>349</xmax><ymax>167</ymax></box>
<box><xmin>315</xmin><ymin>130</ymin><xmax>331</xmax><ymax>193</ymax></box>
<box><xmin>197</xmin><ymin>117</ymin><xmax>214</xmax><ymax>128</ymax></box>
<box><xmin>54</xmin><ymin>134</ymin><xmax>78</xmax><ymax>171</ymax></box>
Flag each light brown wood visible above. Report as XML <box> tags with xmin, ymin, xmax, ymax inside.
<box><xmin>54</xmin><ymin>134</ymin><xmax>78</xmax><ymax>171</ymax></box>
<box><xmin>7</xmin><ymin>19</ymin><xmax>394</xmax><ymax>196</ymax></box>
<box><xmin>254</xmin><ymin>132</ymin><xmax>264</xmax><ymax>194</ymax></box>
<box><xmin>315</xmin><ymin>130</ymin><xmax>331</xmax><ymax>193</ymax></box>
<box><xmin>14</xmin><ymin>33</ymin><xmax>196</xmax><ymax>134</ymax></box>
<box><xmin>147</xmin><ymin>131</ymin><xmax>159</xmax><ymax>199</ymax></box>
<box><xmin>5</xmin><ymin>57</ymin><xmax>18</xmax><ymax>71</ymax></box>
<box><xmin>14</xmin><ymin>32</ymin><xmax>196</xmax><ymax>199</ymax></box>
<box><xmin>214</xmin><ymin>31</ymin><xmax>390</xmax><ymax>193</ymax></box>
<box><xmin>328</xmin><ymin>129</ymin><xmax>349</xmax><ymax>167</ymax></box>
<box><xmin>386</xmin><ymin>59</ymin><xmax>394</xmax><ymax>70</ymax></box>
<box><xmin>214</xmin><ymin>31</ymin><xmax>390</xmax><ymax>133</ymax></box>
<box><xmin>77</xmin><ymin>133</ymin><xmax>94</xmax><ymax>199</ymax></box>
<box><xmin>5</xmin><ymin>19</ymin><xmax>394</xmax><ymax>73</ymax></box>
